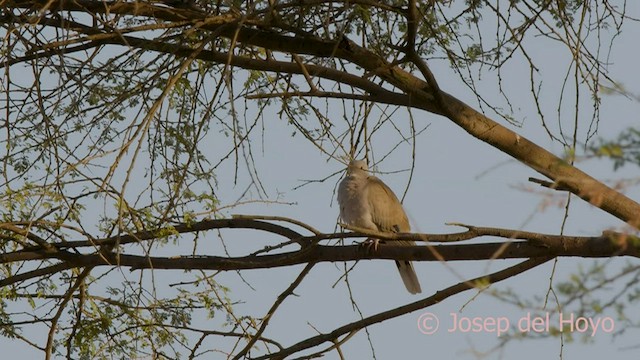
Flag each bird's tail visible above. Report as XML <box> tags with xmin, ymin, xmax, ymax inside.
<box><xmin>396</xmin><ymin>260</ymin><xmax>422</xmax><ymax>294</ymax></box>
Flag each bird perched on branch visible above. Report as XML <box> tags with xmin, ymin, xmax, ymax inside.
<box><xmin>337</xmin><ymin>159</ymin><xmax>422</xmax><ymax>294</ymax></box>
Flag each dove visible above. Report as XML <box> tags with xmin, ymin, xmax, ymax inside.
<box><xmin>337</xmin><ymin>159</ymin><xmax>422</xmax><ymax>294</ymax></box>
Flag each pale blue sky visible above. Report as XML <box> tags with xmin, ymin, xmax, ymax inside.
<box><xmin>3</xmin><ymin>2</ymin><xmax>640</xmax><ymax>359</ymax></box>
<box><xmin>213</xmin><ymin>4</ymin><xmax>640</xmax><ymax>358</ymax></box>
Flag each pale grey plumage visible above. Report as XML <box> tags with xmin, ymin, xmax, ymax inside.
<box><xmin>337</xmin><ymin>160</ymin><xmax>422</xmax><ymax>294</ymax></box>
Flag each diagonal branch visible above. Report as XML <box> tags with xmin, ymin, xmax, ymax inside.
<box><xmin>45</xmin><ymin>267</ymin><xmax>92</xmax><ymax>360</ymax></box>
<box><xmin>233</xmin><ymin>262</ymin><xmax>316</xmax><ymax>359</ymax></box>
<box><xmin>0</xmin><ymin>262</ymin><xmax>76</xmax><ymax>287</ymax></box>
<box><xmin>251</xmin><ymin>257</ymin><xmax>553</xmax><ymax>359</ymax></box>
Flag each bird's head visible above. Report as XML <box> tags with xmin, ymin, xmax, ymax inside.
<box><xmin>346</xmin><ymin>159</ymin><xmax>368</xmax><ymax>176</ymax></box>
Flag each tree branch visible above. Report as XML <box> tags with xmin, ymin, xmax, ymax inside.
<box><xmin>3</xmin><ymin>219</ymin><xmax>638</xmax><ymax>276</ymax></box>
<box><xmin>233</xmin><ymin>262</ymin><xmax>316</xmax><ymax>359</ymax></box>
<box><xmin>252</xmin><ymin>257</ymin><xmax>553</xmax><ymax>359</ymax></box>
<box><xmin>2</xmin><ymin>239</ymin><xmax>630</xmax><ymax>277</ymax></box>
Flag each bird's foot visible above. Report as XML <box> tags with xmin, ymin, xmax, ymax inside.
<box><xmin>360</xmin><ymin>238</ymin><xmax>380</xmax><ymax>253</ymax></box>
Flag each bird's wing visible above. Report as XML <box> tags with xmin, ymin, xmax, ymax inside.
<box><xmin>365</xmin><ymin>176</ymin><xmax>421</xmax><ymax>293</ymax></box>
<box><xmin>365</xmin><ymin>176</ymin><xmax>410</xmax><ymax>232</ymax></box>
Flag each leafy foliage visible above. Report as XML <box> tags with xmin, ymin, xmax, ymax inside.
<box><xmin>591</xmin><ymin>128</ymin><xmax>640</xmax><ymax>170</ymax></box>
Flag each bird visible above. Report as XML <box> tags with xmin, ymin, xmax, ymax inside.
<box><xmin>337</xmin><ymin>159</ymin><xmax>422</xmax><ymax>294</ymax></box>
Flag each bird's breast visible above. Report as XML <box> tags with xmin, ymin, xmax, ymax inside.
<box><xmin>338</xmin><ymin>178</ymin><xmax>377</xmax><ymax>230</ymax></box>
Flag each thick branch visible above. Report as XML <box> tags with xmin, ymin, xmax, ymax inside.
<box><xmin>0</xmin><ymin>262</ymin><xmax>76</xmax><ymax>287</ymax></box>
<box><xmin>3</xmin><ymin>219</ymin><xmax>637</xmax><ymax>270</ymax></box>
<box><xmin>7</xmin><ymin>240</ymin><xmax>633</xmax><ymax>274</ymax></box>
